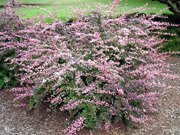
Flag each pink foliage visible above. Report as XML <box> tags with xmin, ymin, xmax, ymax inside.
<box><xmin>63</xmin><ymin>117</ymin><xmax>85</xmax><ymax>135</ymax></box>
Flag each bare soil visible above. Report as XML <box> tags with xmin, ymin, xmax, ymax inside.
<box><xmin>0</xmin><ymin>57</ymin><xmax>180</xmax><ymax>135</ymax></box>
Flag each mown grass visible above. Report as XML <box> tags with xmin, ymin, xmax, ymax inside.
<box><xmin>0</xmin><ymin>0</ymin><xmax>171</xmax><ymax>20</ymax></box>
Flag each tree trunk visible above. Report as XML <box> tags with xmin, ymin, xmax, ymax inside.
<box><xmin>155</xmin><ymin>0</ymin><xmax>180</xmax><ymax>15</ymax></box>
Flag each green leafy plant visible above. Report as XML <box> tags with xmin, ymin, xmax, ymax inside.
<box><xmin>0</xmin><ymin>49</ymin><xmax>18</xmax><ymax>89</ymax></box>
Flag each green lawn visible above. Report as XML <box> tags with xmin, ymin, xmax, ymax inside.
<box><xmin>0</xmin><ymin>0</ymin><xmax>171</xmax><ymax>20</ymax></box>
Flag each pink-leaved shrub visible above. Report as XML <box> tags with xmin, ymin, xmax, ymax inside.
<box><xmin>1</xmin><ymin>3</ymin><xmax>179</xmax><ymax>135</ymax></box>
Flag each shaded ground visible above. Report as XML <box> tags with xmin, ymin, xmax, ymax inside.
<box><xmin>0</xmin><ymin>57</ymin><xmax>180</xmax><ymax>135</ymax></box>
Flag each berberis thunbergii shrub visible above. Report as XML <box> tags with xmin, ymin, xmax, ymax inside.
<box><xmin>1</xmin><ymin>3</ymin><xmax>179</xmax><ymax>135</ymax></box>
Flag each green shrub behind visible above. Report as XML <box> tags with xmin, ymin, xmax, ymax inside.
<box><xmin>0</xmin><ymin>49</ymin><xmax>18</xmax><ymax>89</ymax></box>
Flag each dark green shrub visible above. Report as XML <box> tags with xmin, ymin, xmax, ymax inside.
<box><xmin>154</xmin><ymin>14</ymin><xmax>180</xmax><ymax>53</ymax></box>
<box><xmin>0</xmin><ymin>49</ymin><xmax>18</xmax><ymax>89</ymax></box>
<box><xmin>161</xmin><ymin>38</ymin><xmax>180</xmax><ymax>52</ymax></box>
